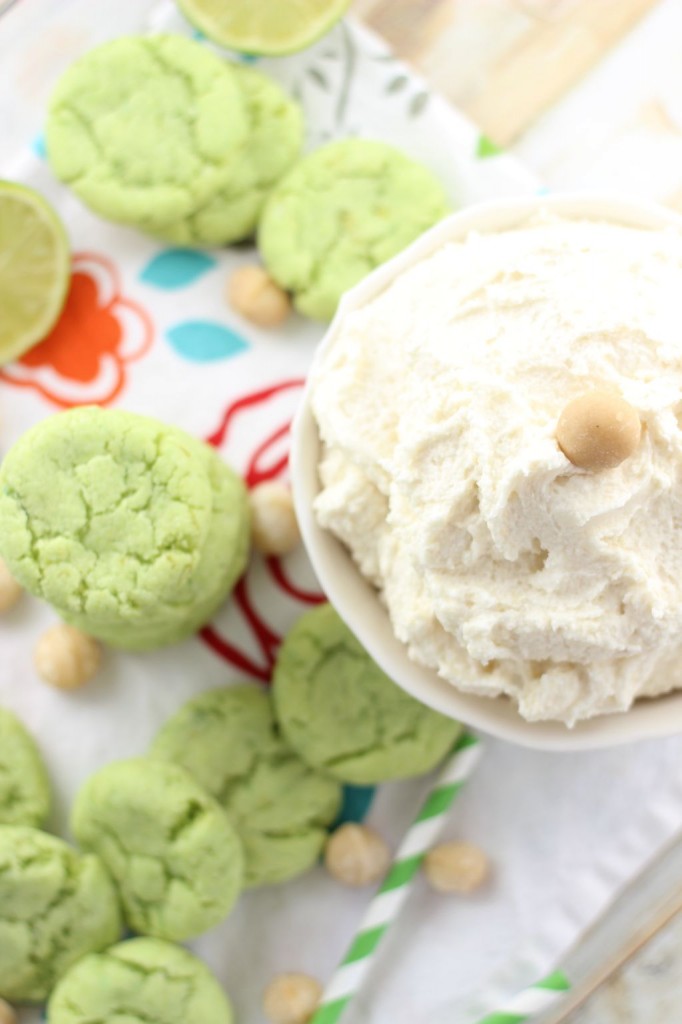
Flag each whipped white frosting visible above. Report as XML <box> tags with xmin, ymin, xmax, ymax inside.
<box><xmin>310</xmin><ymin>213</ymin><xmax>682</xmax><ymax>724</ymax></box>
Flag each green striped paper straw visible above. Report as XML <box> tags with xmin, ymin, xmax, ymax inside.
<box><xmin>474</xmin><ymin>970</ymin><xmax>571</xmax><ymax>1023</ymax></box>
<box><xmin>311</xmin><ymin>731</ymin><xmax>482</xmax><ymax>1024</ymax></box>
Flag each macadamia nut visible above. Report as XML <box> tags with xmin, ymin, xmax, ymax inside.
<box><xmin>0</xmin><ymin>999</ymin><xmax>17</xmax><ymax>1024</ymax></box>
<box><xmin>556</xmin><ymin>390</ymin><xmax>641</xmax><ymax>472</ymax></box>
<box><xmin>228</xmin><ymin>266</ymin><xmax>291</xmax><ymax>328</ymax></box>
<box><xmin>424</xmin><ymin>841</ymin><xmax>489</xmax><ymax>894</ymax></box>
<box><xmin>324</xmin><ymin>823</ymin><xmax>391</xmax><ymax>887</ymax></box>
<box><xmin>249</xmin><ymin>482</ymin><xmax>301</xmax><ymax>556</ymax></box>
<box><xmin>0</xmin><ymin>557</ymin><xmax>22</xmax><ymax>612</ymax></box>
<box><xmin>263</xmin><ymin>973</ymin><xmax>322</xmax><ymax>1024</ymax></box>
<box><xmin>34</xmin><ymin>624</ymin><xmax>101</xmax><ymax>691</ymax></box>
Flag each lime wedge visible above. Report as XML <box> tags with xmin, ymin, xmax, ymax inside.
<box><xmin>177</xmin><ymin>0</ymin><xmax>351</xmax><ymax>56</ymax></box>
<box><xmin>0</xmin><ymin>181</ymin><xmax>70</xmax><ymax>365</ymax></box>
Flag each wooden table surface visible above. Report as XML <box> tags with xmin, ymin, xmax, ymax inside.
<box><xmin>355</xmin><ymin>0</ymin><xmax>682</xmax><ymax>210</ymax></box>
<box><xmin>352</xmin><ymin>2</ymin><xmax>682</xmax><ymax>1020</ymax></box>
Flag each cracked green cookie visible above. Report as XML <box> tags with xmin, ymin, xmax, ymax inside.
<box><xmin>48</xmin><ymin>938</ymin><xmax>233</xmax><ymax>1024</ymax></box>
<box><xmin>0</xmin><ymin>826</ymin><xmax>121</xmax><ymax>1002</ymax></box>
<box><xmin>71</xmin><ymin>758</ymin><xmax>244</xmax><ymax>942</ymax></box>
<box><xmin>273</xmin><ymin>604</ymin><xmax>462</xmax><ymax>784</ymax></box>
<box><xmin>258</xmin><ymin>139</ymin><xmax>450</xmax><ymax>321</ymax></box>
<box><xmin>151</xmin><ymin>685</ymin><xmax>342</xmax><ymax>887</ymax></box>
<box><xmin>46</xmin><ymin>35</ymin><xmax>249</xmax><ymax>231</ymax></box>
<box><xmin>0</xmin><ymin>707</ymin><xmax>50</xmax><ymax>827</ymax></box>
<box><xmin>157</xmin><ymin>64</ymin><xmax>304</xmax><ymax>246</ymax></box>
<box><xmin>0</xmin><ymin>407</ymin><xmax>249</xmax><ymax>651</ymax></box>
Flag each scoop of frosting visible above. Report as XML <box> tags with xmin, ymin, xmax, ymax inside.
<box><xmin>311</xmin><ymin>213</ymin><xmax>682</xmax><ymax>723</ymax></box>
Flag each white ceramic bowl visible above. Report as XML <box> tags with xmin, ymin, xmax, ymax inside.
<box><xmin>291</xmin><ymin>193</ymin><xmax>682</xmax><ymax>751</ymax></box>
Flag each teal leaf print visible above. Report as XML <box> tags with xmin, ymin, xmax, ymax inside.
<box><xmin>386</xmin><ymin>74</ymin><xmax>409</xmax><ymax>94</ymax></box>
<box><xmin>409</xmin><ymin>91</ymin><xmax>431</xmax><ymax>117</ymax></box>
<box><xmin>140</xmin><ymin>249</ymin><xmax>217</xmax><ymax>290</ymax></box>
<box><xmin>335</xmin><ymin>20</ymin><xmax>357</xmax><ymax>129</ymax></box>
<box><xmin>166</xmin><ymin>321</ymin><xmax>249</xmax><ymax>363</ymax></box>
<box><xmin>307</xmin><ymin>67</ymin><xmax>330</xmax><ymax>90</ymax></box>
<box><xmin>334</xmin><ymin>785</ymin><xmax>376</xmax><ymax>827</ymax></box>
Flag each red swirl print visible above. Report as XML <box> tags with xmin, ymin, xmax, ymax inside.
<box><xmin>0</xmin><ymin>252</ymin><xmax>153</xmax><ymax>407</ymax></box>
<box><xmin>201</xmin><ymin>379</ymin><xmax>325</xmax><ymax>680</ymax></box>
<box><xmin>201</xmin><ymin>577</ymin><xmax>282</xmax><ymax>683</ymax></box>
<box><xmin>265</xmin><ymin>556</ymin><xmax>325</xmax><ymax>606</ymax></box>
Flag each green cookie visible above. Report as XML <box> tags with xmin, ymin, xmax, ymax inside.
<box><xmin>0</xmin><ymin>707</ymin><xmax>50</xmax><ymax>827</ymax></box>
<box><xmin>46</xmin><ymin>35</ymin><xmax>248</xmax><ymax>230</ymax></box>
<box><xmin>72</xmin><ymin>758</ymin><xmax>244</xmax><ymax>942</ymax></box>
<box><xmin>48</xmin><ymin>938</ymin><xmax>233</xmax><ymax>1024</ymax></box>
<box><xmin>0</xmin><ymin>827</ymin><xmax>121</xmax><ymax>1002</ymax></box>
<box><xmin>259</xmin><ymin>139</ymin><xmax>450</xmax><ymax>320</ymax></box>
<box><xmin>273</xmin><ymin>604</ymin><xmax>462</xmax><ymax>784</ymax></box>
<box><xmin>151</xmin><ymin>685</ymin><xmax>342</xmax><ymax>887</ymax></box>
<box><xmin>157</xmin><ymin>65</ymin><xmax>304</xmax><ymax>246</ymax></box>
<box><xmin>0</xmin><ymin>407</ymin><xmax>249</xmax><ymax>650</ymax></box>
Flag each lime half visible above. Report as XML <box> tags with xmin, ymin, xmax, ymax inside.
<box><xmin>0</xmin><ymin>181</ymin><xmax>70</xmax><ymax>365</ymax></box>
<box><xmin>177</xmin><ymin>0</ymin><xmax>351</xmax><ymax>56</ymax></box>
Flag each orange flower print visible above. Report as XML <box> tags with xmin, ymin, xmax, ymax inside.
<box><xmin>0</xmin><ymin>252</ymin><xmax>153</xmax><ymax>407</ymax></box>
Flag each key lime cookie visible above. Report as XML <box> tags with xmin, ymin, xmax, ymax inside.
<box><xmin>158</xmin><ymin>65</ymin><xmax>304</xmax><ymax>247</ymax></box>
<box><xmin>0</xmin><ymin>827</ymin><xmax>121</xmax><ymax>1002</ymax></box>
<box><xmin>0</xmin><ymin>407</ymin><xmax>249</xmax><ymax>650</ymax></box>
<box><xmin>72</xmin><ymin>758</ymin><xmax>244</xmax><ymax>942</ymax></box>
<box><xmin>48</xmin><ymin>938</ymin><xmax>233</xmax><ymax>1024</ymax></box>
<box><xmin>46</xmin><ymin>35</ymin><xmax>249</xmax><ymax>231</ymax></box>
<box><xmin>273</xmin><ymin>604</ymin><xmax>462</xmax><ymax>784</ymax></box>
<box><xmin>151</xmin><ymin>685</ymin><xmax>342</xmax><ymax>887</ymax></box>
<box><xmin>0</xmin><ymin>708</ymin><xmax>50</xmax><ymax>827</ymax></box>
<box><xmin>259</xmin><ymin>139</ymin><xmax>450</xmax><ymax>320</ymax></box>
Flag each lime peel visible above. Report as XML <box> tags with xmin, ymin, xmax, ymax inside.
<box><xmin>176</xmin><ymin>0</ymin><xmax>351</xmax><ymax>56</ymax></box>
<box><xmin>0</xmin><ymin>180</ymin><xmax>70</xmax><ymax>366</ymax></box>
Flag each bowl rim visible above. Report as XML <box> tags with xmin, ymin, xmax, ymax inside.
<box><xmin>291</xmin><ymin>191</ymin><xmax>682</xmax><ymax>751</ymax></box>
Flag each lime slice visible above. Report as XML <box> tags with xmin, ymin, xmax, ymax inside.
<box><xmin>0</xmin><ymin>181</ymin><xmax>70</xmax><ymax>365</ymax></box>
<box><xmin>177</xmin><ymin>0</ymin><xmax>351</xmax><ymax>56</ymax></box>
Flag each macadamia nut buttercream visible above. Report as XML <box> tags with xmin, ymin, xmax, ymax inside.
<box><xmin>311</xmin><ymin>213</ymin><xmax>682</xmax><ymax>724</ymax></box>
